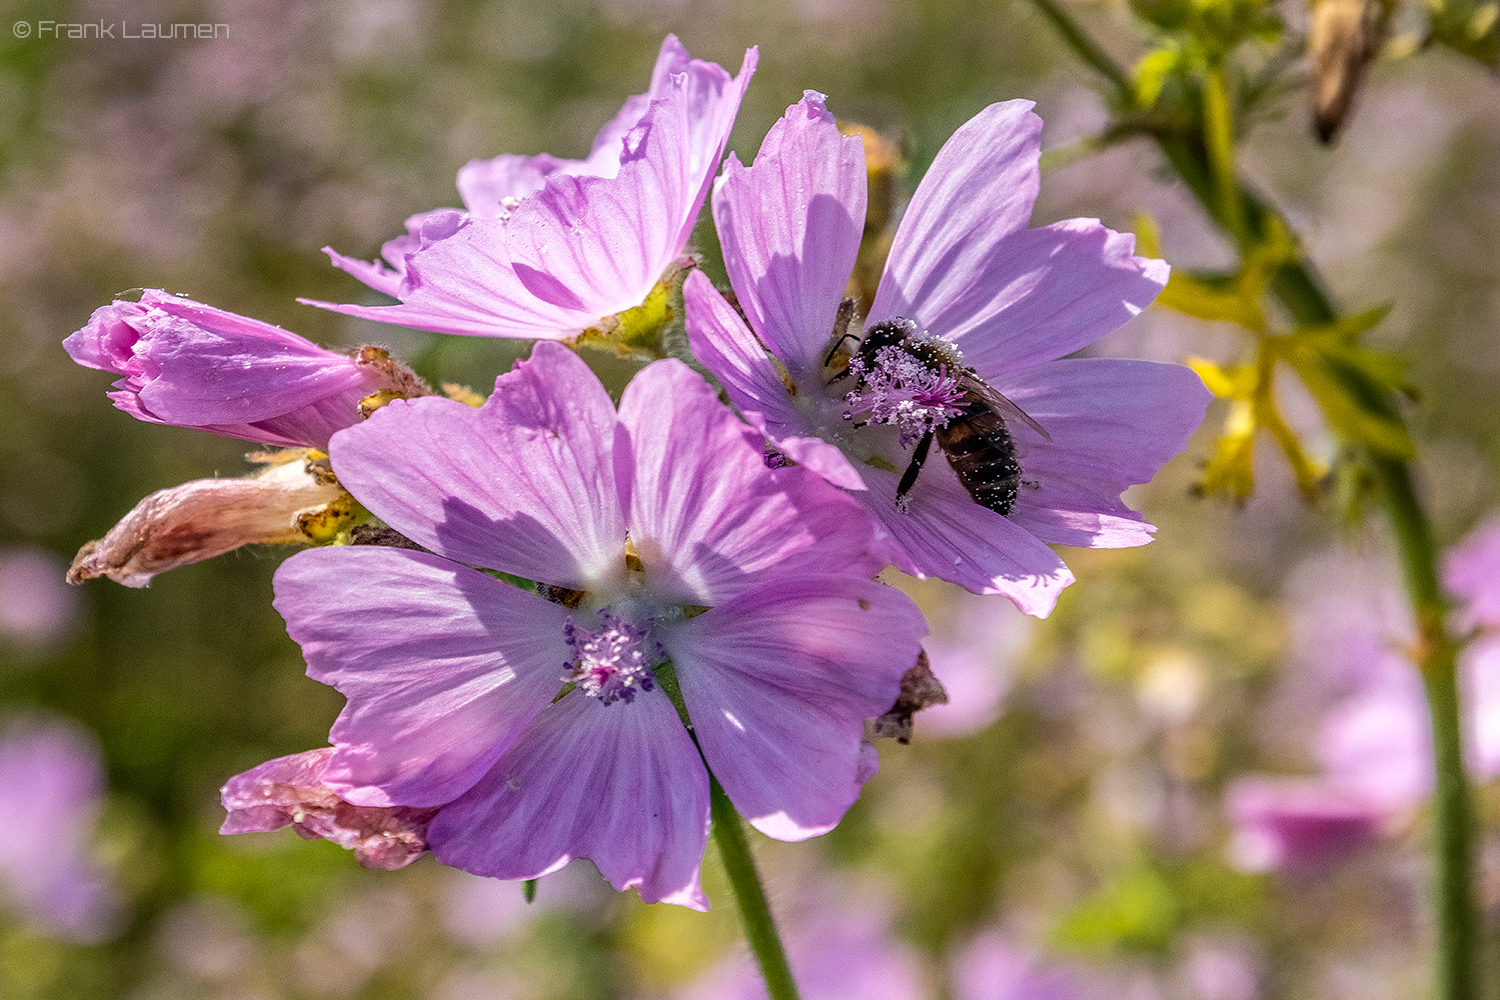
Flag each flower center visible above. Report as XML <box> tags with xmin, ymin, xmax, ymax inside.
<box><xmin>841</xmin><ymin>325</ymin><xmax>968</xmax><ymax>449</ymax></box>
<box><xmin>561</xmin><ymin>609</ymin><xmax>664</xmax><ymax>706</ymax></box>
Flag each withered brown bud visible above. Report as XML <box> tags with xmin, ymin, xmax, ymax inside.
<box><xmin>1310</xmin><ymin>0</ymin><xmax>1389</xmax><ymax>142</ymax></box>
<box><xmin>873</xmin><ymin>649</ymin><xmax>950</xmax><ymax>745</ymax></box>
<box><xmin>68</xmin><ymin>455</ymin><xmax>345</xmax><ymax>588</ymax></box>
<box><xmin>221</xmin><ymin>749</ymin><xmax>437</xmax><ymax>870</ymax></box>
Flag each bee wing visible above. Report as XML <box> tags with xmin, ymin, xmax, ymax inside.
<box><xmin>965</xmin><ymin>376</ymin><xmax>1052</xmax><ymax>442</ymax></box>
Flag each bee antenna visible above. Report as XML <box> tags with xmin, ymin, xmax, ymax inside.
<box><xmin>823</xmin><ymin>299</ymin><xmax>862</xmax><ymax>367</ymax></box>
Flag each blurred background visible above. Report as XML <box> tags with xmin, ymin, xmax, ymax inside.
<box><xmin>1</xmin><ymin>0</ymin><xmax>1498</xmax><ymax>997</ymax></box>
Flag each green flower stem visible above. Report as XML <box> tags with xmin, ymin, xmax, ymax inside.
<box><xmin>1373</xmin><ymin>455</ymin><xmax>1477</xmax><ymax>1000</ymax></box>
<box><xmin>1019</xmin><ymin>4</ymin><xmax>1480</xmax><ymax>995</ymax></box>
<box><xmin>1201</xmin><ymin>65</ymin><xmax>1247</xmax><ymax>244</ymax></box>
<box><xmin>710</xmin><ymin>777</ymin><xmax>802</xmax><ymax>1000</ymax></box>
<box><xmin>1025</xmin><ymin>0</ymin><xmax>1134</xmax><ymax>95</ymax></box>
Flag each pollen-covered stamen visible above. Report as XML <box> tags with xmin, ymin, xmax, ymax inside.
<box><xmin>561</xmin><ymin>610</ymin><xmax>664</xmax><ymax>706</ymax></box>
<box><xmin>843</xmin><ymin>345</ymin><xmax>968</xmax><ymax>448</ymax></box>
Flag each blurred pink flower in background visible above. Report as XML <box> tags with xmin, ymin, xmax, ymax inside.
<box><xmin>670</xmin><ymin>882</ymin><xmax>930</xmax><ymax>1000</ymax></box>
<box><xmin>951</xmin><ymin>931</ymin><xmax>1084</xmax><ymax>1000</ymax></box>
<box><xmin>0</xmin><ymin>547</ymin><xmax>79</xmax><ymax>653</ymax></box>
<box><xmin>1226</xmin><ymin>517</ymin><xmax>1500</xmax><ymax>873</ymax></box>
<box><xmin>918</xmin><ymin>588</ymin><xmax>1035</xmax><ymax>738</ymax></box>
<box><xmin>0</xmin><ymin>715</ymin><xmax>122</xmax><ymax>942</ymax></box>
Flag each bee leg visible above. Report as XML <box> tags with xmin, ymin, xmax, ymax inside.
<box><xmin>896</xmin><ymin>429</ymin><xmax>934</xmax><ymax>507</ymax></box>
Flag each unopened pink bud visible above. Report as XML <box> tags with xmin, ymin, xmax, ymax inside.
<box><xmin>64</xmin><ymin>290</ymin><xmax>427</xmax><ymax>450</ymax></box>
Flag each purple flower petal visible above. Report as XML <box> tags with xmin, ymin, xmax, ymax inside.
<box><xmin>617</xmin><ymin>359</ymin><xmax>883</xmax><ymax>605</ymax></box>
<box><xmin>996</xmin><ymin>358</ymin><xmax>1212</xmax><ymax>548</ymax></box>
<box><xmin>871</xmin><ymin>101</ymin><xmax>1042</xmax><ymax>331</ymax></box>
<box><xmin>683</xmin><ymin>270</ymin><xmax>800</xmax><ymax>424</ymax></box>
<box><xmin>428</xmin><ymin>689</ymin><xmax>711</xmax><ymax>909</ymax></box>
<box><xmin>913</xmin><ymin>220</ymin><xmax>1171</xmax><ymax>376</ymax></box>
<box><xmin>309</xmin><ymin>37</ymin><xmax>755</xmax><ymax>342</ymax></box>
<box><xmin>853</xmin><ymin>465</ymin><xmax>1074</xmax><ymax>616</ymax></box>
<box><xmin>684</xmin><ymin>272</ymin><xmax>870</xmax><ymax>492</ymax></box>
<box><xmin>711</xmin><ymin>91</ymin><xmax>866</xmax><ymax>377</ymax></box>
<box><xmin>329</xmin><ymin>342</ymin><xmax>625</xmax><ymax>588</ymax></box>
<box><xmin>65</xmin><ymin>290</ymin><xmax>404</xmax><ymax>449</ymax></box>
<box><xmin>668</xmin><ymin>576</ymin><xmax>923</xmax><ymax>839</ymax></box>
<box><xmin>273</xmin><ymin>547</ymin><xmax>571</xmax><ymax>807</ymax></box>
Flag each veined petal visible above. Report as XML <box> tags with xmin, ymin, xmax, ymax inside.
<box><xmin>684</xmin><ymin>272</ymin><xmax>869</xmax><ymax>492</ymax></box>
<box><xmin>330</xmin><ymin>342</ymin><xmax>625</xmax><ymax>588</ymax></box>
<box><xmin>647</xmin><ymin>38</ymin><xmax>758</xmax><ymax>225</ymax></box>
<box><xmin>853</xmin><ymin>466</ymin><xmax>1074</xmax><ymax>617</ymax></box>
<box><xmin>774</xmin><ymin>435</ymin><xmax>868</xmax><ymax>492</ymax></box>
<box><xmin>684</xmin><ymin>271</ymin><xmax>807</xmax><ymax>429</ymax></box>
<box><xmin>667</xmin><ymin>576</ymin><xmax>924</xmax><ymax>840</ymax></box>
<box><xmin>617</xmin><ymin>360</ymin><xmax>881</xmax><ymax>605</ymax></box>
<box><xmin>306</xmin><ymin>216</ymin><xmax>604</xmax><ymax>341</ymax></box>
<box><xmin>712</xmin><ymin>92</ymin><xmax>865</xmax><ymax>378</ymax></box>
<box><xmin>871</xmin><ymin>102</ymin><xmax>1042</xmax><ymax>326</ymax></box>
<box><xmin>456</xmin><ymin>153</ymin><xmax>578</xmax><ymax>216</ymax></box>
<box><xmin>310</xmin><ymin>39</ymin><xmax>754</xmax><ymax>343</ymax></box>
<box><xmin>997</xmin><ymin>358</ymin><xmax>1210</xmax><ymax>548</ymax></box>
<box><xmin>273</xmin><ymin>547</ymin><xmax>572</xmax><ymax>808</ymax></box>
<box><xmin>503</xmin><ymin>96</ymin><xmax>692</xmax><ymax>323</ymax></box>
<box><xmin>428</xmin><ymin>689</ymin><xmax>711</xmax><ymax>910</ymax></box>
<box><xmin>923</xmin><ymin>221</ymin><xmax>1170</xmax><ymax>375</ymax></box>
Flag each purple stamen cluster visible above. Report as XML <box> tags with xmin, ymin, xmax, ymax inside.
<box><xmin>561</xmin><ymin>611</ymin><xmax>663</xmax><ymax>706</ymax></box>
<box><xmin>843</xmin><ymin>346</ymin><xmax>967</xmax><ymax>448</ymax></box>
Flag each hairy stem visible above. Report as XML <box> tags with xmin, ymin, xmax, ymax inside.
<box><xmin>711</xmin><ymin>778</ymin><xmax>802</xmax><ymax>1000</ymax></box>
<box><xmin>1374</xmin><ymin>456</ymin><xmax>1476</xmax><ymax>1000</ymax></box>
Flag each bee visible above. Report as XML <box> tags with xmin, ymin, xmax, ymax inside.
<box><xmin>827</xmin><ymin>315</ymin><xmax>1048</xmax><ymax>516</ymax></box>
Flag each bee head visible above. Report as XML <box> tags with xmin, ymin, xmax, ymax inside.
<box><xmin>859</xmin><ymin>317</ymin><xmax>919</xmax><ymax>355</ymax></box>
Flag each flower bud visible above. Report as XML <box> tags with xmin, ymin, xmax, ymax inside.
<box><xmin>67</xmin><ymin>454</ymin><xmax>349</xmax><ymax>588</ymax></box>
<box><xmin>220</xmin><ymin>749</ymin><xmax>438</xmax><ymax>870</ymax></box>
<box><xmin>1310</xmin><ymin>0</ymin><xmax>1388</xmax><ymax>142</ymax></box>
<box><xmin>64</xmin><ymin>290</ymin><xmax>427</xmax><ymax>450</ymax></box>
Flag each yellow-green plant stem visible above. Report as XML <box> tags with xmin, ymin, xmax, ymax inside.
<box><xmin>1021</xmin><ymin>4</ymin><xmax>1479</xmax><ymax>997</ymax></box>
<box><xmin>710</xmin><ymin>777</ymin><xmax>802</xmax><ymax>1000</ymax></box>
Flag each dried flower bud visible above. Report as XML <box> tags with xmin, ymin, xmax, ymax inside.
<box><xmin>873</xmin><ymin>649</ymin><xmax>950</xmax><ymax>745</ymax></box>
<box><xmin>68</xmin><ymin>455</ymin><xmax>346</xmax><ymax>588</ymax></box>
<box><xmin>1310</xmin><ymin>0</ymin><xmax>1388</xmax><ymax>142</ymax></box>
<box><xmin>220</xmin><ymin>749</ymin><xmax>438</xmax><ymax>870</ymax></box>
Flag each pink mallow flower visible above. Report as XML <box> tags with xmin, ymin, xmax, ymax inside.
<box><xmin>250</xmin><ymin>341</ymin><xmax>925</xmax><ymax>907</ymax></box>
<box><xmin>0</xmin><ymin>716</ymin><xmax>123</xmax><ymax>942</ymax></box>
<box><xmin>64</xmin><ymin>290</ymin><xmax>424</xmax><ymax>450</ymax></box>
<box><xmin>685</xmin><ymin>93</ymin><xmax>1210</xmax><ymax>616</ymax></box>
<box><xmin>305</xmin><ymin>36</ymin><xmax>756</xmax><ymax>342</ymax></box>
<box><xmin>1226</xmin><ymin>523</ymin><xmax>1500</xmax><ymax>873</ymax></box>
